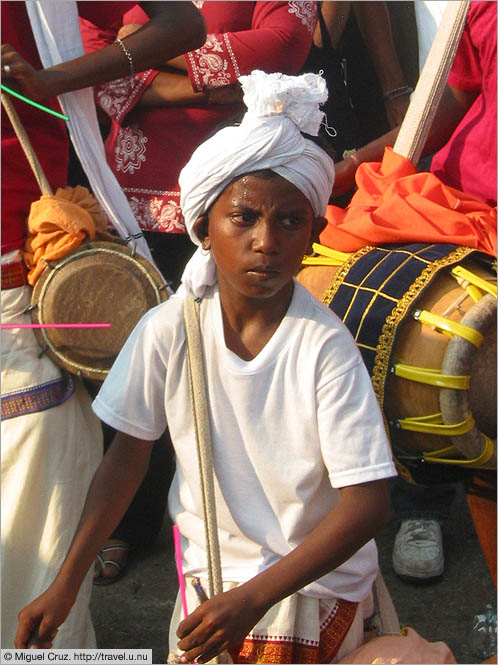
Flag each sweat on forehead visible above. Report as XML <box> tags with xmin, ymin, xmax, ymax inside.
<box><xmin>209</xmin><ymin>169</ymin><xmax>304</xmax><ymax>208</ymax></box>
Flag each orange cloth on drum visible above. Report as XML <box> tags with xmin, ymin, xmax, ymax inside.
<box><xmin>321</xmin><ymin>148</ymin><xmax>497</xmax><ymax>258</ymax></box>
<box><xmin>24</xmin><ymin>185</ymin><xmax>108</xmax><ymax>286</ymax></box>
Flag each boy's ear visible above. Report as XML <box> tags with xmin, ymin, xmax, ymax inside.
<box><xmin>307</xmin><ymin>216</ymin><xmax>327</xmax><ymax>253</ymax></box>
<box><xmin>192</xmin><ymin>213</ymin><xmax>210</xmax><ymax>248</ymax></box>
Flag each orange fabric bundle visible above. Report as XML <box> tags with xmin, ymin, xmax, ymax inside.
<box><xmin>24</xmin><ymin>186</ymin><xmax>108</xmax><ymax>286</ymax></box>
<box><xmin>321</xmin><ymin>148</ymin><xmax>497</xmax><ymax>258</ymax></box>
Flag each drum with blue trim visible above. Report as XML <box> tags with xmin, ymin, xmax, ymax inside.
<box><xmin>298</xmin><ymin>242</ymin><xmax>496</xmax><ymax>483</ymax></box>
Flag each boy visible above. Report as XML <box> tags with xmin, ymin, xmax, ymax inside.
<box><xmin>16</xmin><ymin>71</ymin><xmax>396</xmax><ymax>663</ymax></box>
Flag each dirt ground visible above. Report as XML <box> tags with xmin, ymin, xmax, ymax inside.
<box><xmin>90</xmin><ymin>481</ymin><xmax>496</xmax><ymax>664</ymax></box>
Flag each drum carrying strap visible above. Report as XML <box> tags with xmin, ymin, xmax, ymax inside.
<box><xmin>184</xmin><ymin>296</ymin><xmax>227</xmax><ymax>665</ymax></box>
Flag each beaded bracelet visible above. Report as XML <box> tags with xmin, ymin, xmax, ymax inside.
<box><xmin>115</xmin><ymin>38</ymin><xmax>135</xmax><ymax>76</ymax></box>
<box><xmin>383</xmin><ymin>85</ymin><xmax>413</xmax><ymax>103</ymax></box>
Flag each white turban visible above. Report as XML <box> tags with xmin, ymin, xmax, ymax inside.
<box><xmin>179</xmin><ymin>70</ymin><xmax>335</xmax><ymax>299</ymax></box>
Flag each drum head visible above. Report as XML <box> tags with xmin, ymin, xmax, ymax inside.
<box><xmin>31</xmin><ymin>241</ymin><xmax>168</xmax><ymax>381</ymax></box>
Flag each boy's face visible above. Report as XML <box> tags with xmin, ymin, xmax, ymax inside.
<box><xmin>196</xmin><ymin>171</ymin><xmax>325</xmax><ymax>304</ymax></box>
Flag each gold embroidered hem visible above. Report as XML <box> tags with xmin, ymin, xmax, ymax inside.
<box><xmin>232</xmin><ymin>598</ymin><xmax>358</xmax><ymax>664</ymax></box>
<box><xmin>169</xmin><ymin>578</ymin><xmax>362</xmax><ymax>665</ymax></box>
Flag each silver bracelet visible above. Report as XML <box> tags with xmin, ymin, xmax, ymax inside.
<box><xmin>115</xmin><ymin>38</ymin><xmax>135</xmax><ymax>76</ymax></box>
<box><xmin>383</xmin><ymin>85</ymin><xmax>413</xmax><ymax>102</ymax></box>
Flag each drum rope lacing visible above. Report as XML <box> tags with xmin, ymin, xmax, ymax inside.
<box><xmin>302</xmin><ymin>242</ymin><xmax>351</xmax><ymax>267</ymax></box>
<box><xmin>422</xmin><ymin>435</ymin><xmax>495</xmax><ymax>469</ymax></box>
<box><xmin>392</xmin><ymin>412</ymin><xmax>475</xmax><ymax>436</ymax></box>
<box><xmin>451</xmin><ymin>265</ymin><xmax>497</xmax><ymax>299</ymax></box>
<box><xmin>413</xmin><ymin>308</ymin><xmax>484</xmax><ymax>348</ymax></box>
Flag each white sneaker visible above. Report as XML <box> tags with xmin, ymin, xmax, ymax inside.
<box><xmin>392</xmin><ymin>519</ymin><xmax>445</xmax><ymax>581</ymax></box>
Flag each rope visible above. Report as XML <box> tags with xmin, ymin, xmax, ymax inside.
<box><xmin>1</xmin><ymin>93</ymin><xmax>53</xmax><ymax>195</ymax></box>
<box><xmin>393</xmin><ymin>1</ymin><xmax>470</xmax><ymax>164</ymax></box>
<box><xmin>184</xmin><ymin>296</ymin><xmax>226</xmax><ymax>664</ymax></box>
<box><xmin>184</xmin><ymin>297</ymin><xmax>224</xmax><ymax>597</ymax></box>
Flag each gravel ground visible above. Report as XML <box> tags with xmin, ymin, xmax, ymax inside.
<box><xmin>90</xmin><ymin>481</ymin><xmax>495</xmax><ymax>664</ymax></box>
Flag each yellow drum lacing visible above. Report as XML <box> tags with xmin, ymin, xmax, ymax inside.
<box><xmin>451</xmin><ymin>265</ymin><xmax>497</xmax><ymax>300</ymax></box>
<box><xmin>392</xmin><ymin>412</ymin><xmax>475</xmax><ymax>435</ymax></box>
<box><xmin>422</xmin><ymin>435</ymin><xmax>496</xmax><ymax>469</ymax></box>
<box><xmin>414</xmin><ymin>309</ymin><xmax>484</xmax><ymax>347</ymax></box>
<box><xmin>301</xmin><ymin>243</ymin><xmax>351</xmax><ymax>266</ymax></box>
<box><xmin>392</xmin><ymin>363</ymin><xmax>469</xmax><ymax>389</ymax></box>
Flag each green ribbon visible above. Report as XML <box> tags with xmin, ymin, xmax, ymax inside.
<box><xmin>1</xmin><ymin>83</ymin><xmax>69</xmax><ymax>121</ymax></box>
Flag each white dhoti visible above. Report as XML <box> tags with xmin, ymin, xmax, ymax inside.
<box><xmin>1</xmin><ymin>281</ymin><xmax>102</xmax><ymax>648</ymax></box>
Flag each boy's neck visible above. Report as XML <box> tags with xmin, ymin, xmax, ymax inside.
<box><xmin>218</xmin><ymin>280</ymin><xmax>294</xmax><ymax>361</ymax></box>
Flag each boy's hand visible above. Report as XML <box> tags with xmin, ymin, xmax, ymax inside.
<box><xmin>176</xmin><ymin>585</ymin><xmax>265</xmax><ymax>664</ymax></box>
<box><xmin>15</xmin><ymin>584</ymin><xmax>74</xmax><ymax>649</ymax></box>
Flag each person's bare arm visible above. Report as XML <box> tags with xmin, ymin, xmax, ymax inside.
<box><xmin>138</xmin><ymin>70</ymin><xmax>243</xmax><ymax>107</ymax></box>
<box><xmin>176</xmin><ymin>479</ymin><xmax>390</xmax><ymax>664</ymax></box>
<box><xmin>163</xmin><ymin>54</ymin><xmax>188</xmax><ymax>73</ymax></box>
<box><xmin>114</xmin><ymin>23</ymin><xmax>242</xmax><ymax>108</ymax></box>
<box><xmin>15</xmin><ymin>432</ymin><xmax>154</xmax><ymax>649</ymax></box>
<box><xmin>332</xmin><ymin>83</ymin><xmax>478</xmax><ymax>197</ymax></box>
<box><xmin>314</xmin><ymin>1</ymin><xmax>351</xmax><ymax>50</ymax></box>
<box><xmin>352</xmin><ymin>2</ymin><xmax>409</xmax><ymax>128</ymax></box>
<box><xmin>333</xmin><ymin>126</ymin><xmax>399</xmax><ymax>196</ymax></box>
<box><xmin>1</xmin><ymin>2</ymin><xmax>206</xmax><ymax>102</ymax></box>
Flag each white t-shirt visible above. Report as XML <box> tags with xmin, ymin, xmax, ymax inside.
<box><xmin>93</xmin><ymin>281</ymin><xmax>396</xmax><ymax>602</ymax></box>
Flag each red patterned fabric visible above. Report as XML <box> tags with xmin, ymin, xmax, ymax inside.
<box><xmin>230</xmin><ymin>598</ymin><xmax>358</xmax><ymax>664</ymax></box>
<box><xmin>81</xmin><ymin>1</ymin><xmax>315</xmax><ymax>234</ymax></box>
<box><xmin>0</xmin><ymin>261</ymin><xmax>28</xmax><ymax>290</ymax></box>
<box><xmin>1</xmin><ymin>1</ymin><xmax>134</xmax><ymax>254</ymax></box>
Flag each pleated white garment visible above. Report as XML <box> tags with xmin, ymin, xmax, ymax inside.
<box><xmin>1</xmin><ymin>282</ymin><xmax>102</xmax><ymax>648</ymax></box>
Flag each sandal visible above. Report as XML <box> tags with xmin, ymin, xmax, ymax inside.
<box><xmin>93</xmin><ymin>542</ymin><xmax>130</xmax><ymax>586</ymax></box>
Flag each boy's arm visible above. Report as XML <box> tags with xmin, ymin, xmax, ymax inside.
<box><xmin>351</xmin><ymin>2</ymin><xmax>410</xmax><ymax>128</ymax></box>
<box><xmin>176</xmin><ymin>478</ymin><xmax>390</xmax><ymax>664</ymax></box>
<box><xmin>15</xmin><ymin>432</ymin><xmax>154</xmax><ymax>649</ymax></box>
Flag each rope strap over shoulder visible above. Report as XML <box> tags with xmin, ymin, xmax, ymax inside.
<box><xmin>183</xmin><ymin>296</ymin><xmax>223</xmax><ymax>600</ymax></box>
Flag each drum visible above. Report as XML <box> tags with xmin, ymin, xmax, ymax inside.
<box><xmin>297</xmin><ymin>242</ymin><xmax>497</xmax><ymax>478</ymax></box>
<box><xmin>30</xmin><ymin>241</ymin><xmax>168</xmax><ymax>382</ymax></box>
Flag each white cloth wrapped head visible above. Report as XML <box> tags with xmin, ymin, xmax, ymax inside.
<box><xmin>179</xmin><ymin>70</ymin><xmax>335</xmax><ymax>299</ymax></box>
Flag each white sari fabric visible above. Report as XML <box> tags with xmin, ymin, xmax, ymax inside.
<box><xmin>178</xmin><ymin>70</ymin><xmax>335</xmax><ymax>299</ymax></box>
<box><xmin>1</xmin><ymin>258</ymin><xmax>102</xmax><ymax>648</ymax></box>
